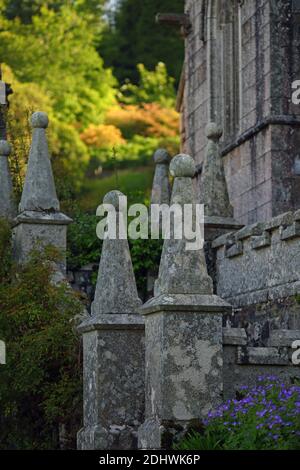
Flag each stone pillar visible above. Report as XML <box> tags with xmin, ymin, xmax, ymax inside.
<box><xmin>151</xmin><ymin>149</ymin><xmax>171</xmax><ymax>205</ymax></box>
<box><xmin>0</xmin><ymin>140</ymin><xmax>15</xmax><ymax>219</ymax></box>
<box><xmin>77</xmin><ymin>191</ymin><xmax>145</xmax><ymax>450</ymax></box>
<box><xmin>0</xmin><ymin>69</ymin><xmax>13</xmax><ymax>141</ymax></box>
<box><xmin>12</xmin><ymin>112</ymin><xmax>72</xmax><ymax>271</ymax></box>
<box><xmin>138</xmin><ymin>154</ymin><xmax>231</xmax><ymax>450</ymax></box>
<box><xmin>200</xmin><ymin>123</ymin><xmax>242</xmax><ymax>238</ymax></box>
<box><xmin>200</xmin><ymin>123</ymin><xmax>243</xmax><ymax>288</ymax></box>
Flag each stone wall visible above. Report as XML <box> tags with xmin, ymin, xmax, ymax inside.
<box><xmin>182</xmin><ymin>0</ymin><xmax>300</xmax><ymax>224</ymax></box>
<box><xmin>212</xmin><ymin>210</ymin><xmax>300</xmax><ymax>345</ymax></box>
<box><xmin>223</xmin><ymin>327</ymin><xmax>300</xmax><ymax>399</ymax></box>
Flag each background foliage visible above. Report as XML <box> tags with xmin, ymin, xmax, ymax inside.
<box><xmin>0</xmin><ymin>0</ymin><xmax>182</xmax><ymax>210</ymax></box>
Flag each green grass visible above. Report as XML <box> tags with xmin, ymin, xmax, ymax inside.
<box><xmin>78</xmin><ymin>166</ymin><xmax>154</xmax><ymax>212</ymax></box>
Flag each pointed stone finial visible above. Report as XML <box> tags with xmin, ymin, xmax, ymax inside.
<box><xmin>92</xmin><ymin>190</ymin><xmax>142</xmax><ymax>315</ymax></box>
<box><xmin>0</xmin><ymin>140</ymin><xmax>15</xmax><ymax>219</ymax></box>
<box><xmin>200</xmin><ymin>122</ymin><xmax>233</xmax><ymax>218</ymax></box>
<box><xmin>155</xmin><ymin>153</ymin><xmax>213</xmax><ymax>296</ymax></box>
<box><xmin>151</xmin><ymin>148</ymin><xmax>171</xmax><ymax>205</ymax></box>
<box><xmin>19</xmin><ymin>112</ymin><xmax>60</xmax><ymax>213</ymax></box>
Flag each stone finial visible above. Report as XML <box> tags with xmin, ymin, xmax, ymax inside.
<box><xmin>153</xmin><ymin>148</ymin><xmax>169</xmax><ymax>164</ymax></box>
<box><xmin>103</xmin><ymin>189</ymin><xmax>124</xmax><ymax>209</ymax></box>
<box><xmin>155</xmin><ymin>153</ymin><xmax>213</xmax><ymax>295</ymax></box>
<box><xmin>0</xmin><ymin>140</ymin><xmax>15</xmax><ymax>219</ymax></box>
<box><xmin>200</xmin><ymin>122</ymin><xmax>233</xmax><ymax>218</ymax></box>
<box><xmin>151</xmin><ymin>148</ymin><xmax>171</xmax><ymax>205</ymax></box>
<box><xmin>92</xmin><ymin>190</ymin><xmax>142</xmax><ymax>315</ymax></box>
<box><xmin>205</xmin><ymin>122</ymin><xmax>223</xmax><ymax>141</ymax></box>
<box><xmin>31</xmin><ymin>111</ymin><xmax>49</xmax><ymax>129</ymax></box>
<box><xmin>169</xmin><ymin>153</ymin><xmax>195</xmax><ymax>177</ymax></box>
<box><xmin>19</xmin><ymin>112</ymin><xmax>60</xmax><ymax>213</ymax></box>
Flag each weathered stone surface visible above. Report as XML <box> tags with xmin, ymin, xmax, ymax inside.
<box><xmin>12</xmin><ymin>211</ymin><xmax>71</xmax><ymax>271</ymax></box>
<box><xmin>77</xmin><ymin>315</ymin><xmax>145</xmax><ymax>450</ymax></box>
<box><xmin>280</xmin><ymin>221</ymin><xmax>300</xmax><ymax>240</ymax></box>
<box><xmin>155</xmin><ymin>154</ymin><xmax>213</xmax><ymax>296</ymax></box>
<box><xmin>251</xmin><ymin>232</ymin><xmax>271</xmax><ymax>250</ymax></box>
<box><xmin>78</xmin><ymin>191</ymin><xmax>144</xmax><ymax>450</ymax></box>
<box><xmin>0</xmin><ymin>140</ymin><xmax>15</xmax><ymax>219</ymax></box>
<box><xmin>12</xmin><ymin>113</ymin><xmax>72</xmax><ymax>270</ymax></box>
<box><xmin>268</xmin><ymin>329</ymin><xmax>300</xmax><ymax>347</ymax></box>
<box><xmin>237</xmin><ymin>347</ymin><xmax>289</xmax><ymax>366</ymax></box>
<box><xmin>223</xmin><ymin>327</ymin><xmax>247</xmax><ymax>346</ymax></box>
<box><xmin>19</xmin><ymin>112</ymin><xmax>59</xmax><ymax>212</ymax></box>
<box><xmin>214</xmin><ymin>210</ymin><xmax>300</xmax><ymax>305</ymax></box>
<box><xmin>223</xmin><ymin>345</ymin><xmax>300</xmax><ymax>401</ymax></box>
<box><xmin>225</xmin><ymin>241</ymin><xmax>243</xmax><ymax>258</ymax></box>
<box><xmin>151</xmin><ymin>149</ymin><xmax>171</xmax><ymax>205</ymax></box>
<box><xmin>183</xmin><ymin>1</ymin><xmax>300</xmax><ymax>223</ymax></box>
<box><xmin>200</xmin><ymin>123</ymin><xmax>233</xmax><ymax>219</ymax></box>
<box><xmin>139</xmin><ymin>306</ymin><xmax>224</xmax><ymax>449</ymax></box>
<box><xmin>138</xmin><ymin>154</ymin><xmax>231</xmax><ymax>449</ymax></box>
<box><xmin>92</xmin><ymin>191</ymin><xmax>142</xmax><ymax>315</ymax></box>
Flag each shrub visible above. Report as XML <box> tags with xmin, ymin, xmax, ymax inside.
<box><xmin>105</xmin><ymin>103</ymin><xmax>179</xmax><ymax>140</ymax></box>
<box><xmin>176</xmin><ymin>376</ymin><xmax>300</xmax><ymax>450</ymax></box>
<box><xmin>0</xmin><ymin>223</ymin><xmax>83</xmax><ymax>449</ymax></box>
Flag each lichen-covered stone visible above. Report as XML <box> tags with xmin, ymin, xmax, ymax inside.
<box><xmin>200</xmin><ymin>123</ymin><xmax>233</xmax><ymax>219</ymax></box>
<box><xmin>78</xmin><ymin>191</ymin><xmax>144</xmax><ymax>450</ymax></box>
<box><xmin>12</xmin><ymin>113</ymin><xmax>72</xmax><ymax>270</ymax></box>
<box><xmin>151</xmin><ymin>149</ymin><xmax>171</xmax><ymax>205</ymax></box>
<box><xmin>0</xmin><ymin>140</ymin><xmax>15</xmax><ymax>219</ymax></box>
<box><xmin>19</xmin><ymin>112</ymin><xmax>59</xmax><ymax>212</ymax></box>
<box><xmin>138</xmin><ymin>154</ymin><xmax>231</xmax><ymax>449</ymax></box>
<box><xmin>77</xmin><ymin>316</ymin><xmax>145</xmax><ymax>450</ymax></box>
<box><xmin>155</xmin><ymin>154</ymin><xmax>213</xmax><ymax>296</ymax></box>
<box><xmin>92</xmin><ymin>191</ymin><xmax>142</xmax><ymax>315</ymax></box>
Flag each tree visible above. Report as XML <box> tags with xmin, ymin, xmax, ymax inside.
<box><xmin>0</xmin><ymin>5</ymin><xmax>116</xmax><ymax>126</ymax></box>
<box><xmin>120</xmin><ymin>62</ymin><xmax>176</xmax><ymax>108</ymax></box>
<box><xmin>4</xmin><ymin>0</ymin><xmax>106</xmax><ymax>24</ymax></box>
<box><xmin>99</xmin><ymin>0</ymin><xmax>184</xmax><ymax>85</ymax></box>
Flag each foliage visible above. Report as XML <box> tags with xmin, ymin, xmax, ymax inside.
<box><xmin>0</xmin><ymin>5</ymin><xmax>116</xmax><ymax>126</ymax></box>
<box><xmin>3</xmin><ymin>64</ymin><xmax>89</xmax><ymax>202</ymax></box>
<box><xmin>67</xmin><ymin>209</ymin><xmax>101</xmax><ymax>270</ymax></box>
<box><xmin>120</xmin><ymin>63</ymin><xmax>176</xmax><ymax>108</ymax></box>
<box><xmin>176</xmin><ymin>376</ymin><xmax>300</xmax><ymax>451</ymax></box>
<box><xmin>0</xmin><ymin>222</ymin><xmax>83</xmax><ymax>449</ymax></box>
<box><xmin>0</xmin><ymin>218</ymin><xmax>12</xmax><ymax>280</ymax></box>
<box><xmin>130</xmin><ymin>237</ymin><xmax>162</xmax><ymax>299</ymax></box>
<box><xmin>105</xmin><ymin>102</ymin><xmax>179</xmax><ymax>139</ymax></box>
<box><xmin>82</xmin><ymin>99</ymin><xmax>180</xmax><ymax>171</ymax></box>
<box><xmin>100</xmin><ymin>0</ymin><xmax>184</xmax><ymax>85</ymax></box>
<box><xmin>77</xmin><ymin>166</ymin><xmax>153</xmax><ymax>212</ymax></box>
<box><xmin>80</xmin><ymin>123</ymin><xmax>126</xmax><ymax>149</ymax></box>
<box><xmin>4</xmin><ymin>0</ymin><xmax>106</xmax><ymax>24</ymax></box>
<box><xmin>67</xmin><ymin>207</ymin><xmax>163</xmax><ymax>300</ymax></box>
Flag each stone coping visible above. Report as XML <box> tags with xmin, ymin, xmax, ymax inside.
<box><xmin>222</xmin><ymin>327</ymin><xmax>247</xmax><ymax>346</ymax></box>
<box><xmin>212</xmin><ymin>210</ymin><xmax>300</xmax><ymax>249</ymax></box>
<box><xmin>13</xmin><ymin>210</ymin><xmax>73</xmax><ymax>227</ymax></box>
<box><xmin>204</xmin><ymin>215</ymin><xmax>244</xmax><ymax>230</ymax></box>
<box><xmin>221</xmin><ymin>280</ymin><xmax>300</xmax><ymax>307</ymax></box>
<box><xmin>140</xmin><ymin>293</ymin><xmax>232</xmax><ymax>315</ymax></box>
<box><xmin>77</xmin><ymin>313</ymin><xmax>145</xmax><ymax>334</ymax></box>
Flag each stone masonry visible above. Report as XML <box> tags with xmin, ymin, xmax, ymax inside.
<box><xmin>181</xmin><ymin>0</ymin><xmax>300</xmax><ymax>224</ymax></box>
<box><xmin>138</xmin><ymin>154</ymin><xmax>231</xmax><ymax>449</ymax></box>
<box><xmin>12</xmin><ymin>112</ymin><xmax>72</xmax><ymax>272</ymax></box>
<box><xmin>77</xmin><ymin>191</ymin><xmax>145</xmax><ymax>450</ymax></box>
<box><xmin>0</xmin><ymin>140</ymin><xmax>15</xmax><ymax>219</ymax></box>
